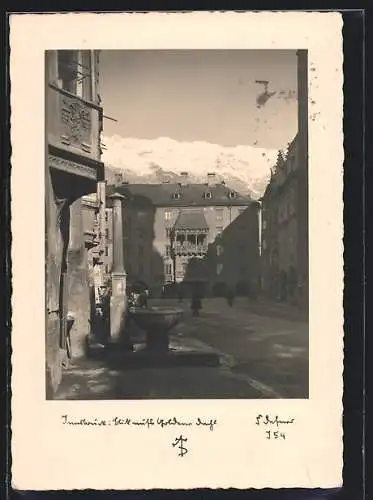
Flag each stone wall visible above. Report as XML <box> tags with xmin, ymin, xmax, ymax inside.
<box><xmin>46</xmin><ymin>175</ymin><xmax>93</xmax><ymax>398</ymax></box>
<box><xmin>45</xmin><ymin>169</ymin><xmax>65</xmax><ymax>398</ymax></box>
<box><xmin>66</xmin><ymin>198</ymin><xmax>91</xmax><ymax>359</ymax></box>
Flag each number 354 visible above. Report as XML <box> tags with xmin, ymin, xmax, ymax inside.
<box><xmin>266</xmin><ymin>430</ymin><xmax>286</xmax><ymax>440</ymax></box>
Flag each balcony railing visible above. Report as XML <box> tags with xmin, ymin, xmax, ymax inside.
<box><xmin>47</xmin><ymin>83</ymin><xmax>102</xmax><ymax>161</ymax></box>
<box><xmin>173</xmin><ymin>243</ymin><xmax>208</xmax><ymax>256</ymax></box>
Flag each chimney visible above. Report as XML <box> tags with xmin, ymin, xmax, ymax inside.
<box><xmin>207</xmin><ymin>172</ymin><xmax>216</xmax><ymax>186</ymax></box>
<box><xmin>180</xmin><ymin>171</ymin><xmax>189</xmax><ymax>185</ymax></box>
<box><xmin>114</xmin><ymin>172</ymin><xmax>123</xmax><ymax>185</ymax></box>
<box><xmin>161</xmin><ymin>174</ymin><xmax>172</xmax><ymax>184</ymax></box>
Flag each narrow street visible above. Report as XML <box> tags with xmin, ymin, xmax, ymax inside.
<box><xmin>55</xmin><ymin>297</ymin><xmax>308</xmax><ymax>400</ymax></box>
<box><xmin>151</xmin><ymin>297</ymin><xmax>309</xmax><ymax>398</ymax></box>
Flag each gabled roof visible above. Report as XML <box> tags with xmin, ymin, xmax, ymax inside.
<box><xmin>173</xmin><ymin>210</ymin><xmax>209</xmax><ymax>231</ymax></box>
<box><xmin>106</xmin><ymin>182</ymin><xmax>252</xmax><ymax>207</ymax></box>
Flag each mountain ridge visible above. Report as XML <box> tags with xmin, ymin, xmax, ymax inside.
<box><xmin>102</xmin><ymin>135</ymin><xmax>282</xmax><ymax>199</ymax></box>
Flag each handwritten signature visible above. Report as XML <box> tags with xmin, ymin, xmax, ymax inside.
<box><xmin>172</xmin><ymin>435</ymin><xmax>188</xmax><ymax>457</ymax></box>
<box><xmin>255</xmin><ymin>414</ymin><xmax>295</xmax><ymax>427</ymax></box>
<box><xmin>255</xmin><ymin>414</ymin><xmax>295</xmax><ymax>441</ymax></box>
<box><xmin>61</xmin><ymin>415</ymin><xmax>217</xmax><ymax>431</ymax></box>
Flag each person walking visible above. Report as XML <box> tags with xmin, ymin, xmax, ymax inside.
<box><xmin>191</xmin><ymin>291</ymin><xmax>202</xmax><ymax>317</ymax></box>
<box><xmin>226</xmin><ymin>289</ymin><xmax>235</xmax><ymax>307</ymax></box>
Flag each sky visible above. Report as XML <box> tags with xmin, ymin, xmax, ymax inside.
<box><xmin>99</xmin><ymin>50</ymin><xmax>298</xmax><ymax>150</ymax></box>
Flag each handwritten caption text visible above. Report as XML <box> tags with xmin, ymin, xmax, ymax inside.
<box><xmin>61</xmin><ymin>415</ymin><xmax>217</xmax><ymax>432</ymax></box>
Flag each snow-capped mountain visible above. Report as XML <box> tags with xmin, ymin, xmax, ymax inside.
<box><xmin>102</xmin><ymin>135</ymin><xmax>280</xmax><ymax>199</ymax></box>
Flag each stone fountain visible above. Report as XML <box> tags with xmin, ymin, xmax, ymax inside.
<box><xmin>129</xmin><ymin>305</ymin><xmax>183</xmax><ymax>353</ymax></box>
<box><xmin>124</xmin><ymin>304</ymin><xmax>220</xmax><ymax>368</ymax></box>
<box><xmin>88</xmin><ymin>301</ymin><xmax>221</xmax><ymax>368</ymax></box>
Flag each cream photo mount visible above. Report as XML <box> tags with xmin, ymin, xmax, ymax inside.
<box><xmin>10</xmin><ymin>12</ymin><xmax>343</xmax><ymax>490</ymax></box>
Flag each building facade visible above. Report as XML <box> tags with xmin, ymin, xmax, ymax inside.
<box><xmin>45</xmin><ymin>50</ymin><xmax>104</xmax><ymax>396</ymax></box>
<box><xmin>261</xmin><ymin>142</ymin><xmax>300</xmax><ymax>301</ymax></box>
<box><xmin>105</xmin><ymin>174</ymin><xmax>260</xmax><ymax>297</ymax></box>
<box><xmin>81</xmin><ymin>181</ymin><xmax>108</xmax><ymax>287</ymax></box>
<box><xmin>260</xmin><ymin>49</ymin><xmax>308</xmax><ymax>310</ymax></box>
<box><xmin>103</xmin><ymin>204</ymin><xmax>114</xmax><ymax>280</ymax></box>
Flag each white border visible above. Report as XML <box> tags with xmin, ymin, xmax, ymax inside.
<box><xmin>10</xmin><ymin>12</ymin><xmax>344</xmax><ymax>490</ymax></box>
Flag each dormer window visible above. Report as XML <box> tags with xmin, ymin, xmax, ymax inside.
<box><xmin>204</xmin><ymin>191</ymin><xmax>212</xmax><ymax>200</ymax></box>
<box><xmin>228</xmin><ymin>191</ymin><xmax>236</xmax><ymax>199</ymax></box>
<box><xmin>172</xmin><ymin>192</ymin><xmax>181</xmax><ymax>200</ymax></box>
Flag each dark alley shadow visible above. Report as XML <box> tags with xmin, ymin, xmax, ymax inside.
<box><xmin>182</xmin><ymin>202</ymin><xmax>260</xmax><ymax>299</ymax></box>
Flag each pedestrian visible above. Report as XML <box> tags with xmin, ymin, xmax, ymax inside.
<box><xmin>126</xmin><ymin>291</ymin><xmax>135</xmax><ymax>328</ymax></box>
<box><xmin>99</xmin><ymin>285</ymin><xmax>111</xmax><ymax>339</ymax></box>
<box><xmin>226</xmin><ymin>289</ymin><xmax>235</xmax><ymax>307</ymax></box>
<box><xmin>191</xmin><ymin>292</ymin><xmax>202</xmax><ymax>317</ymax></box>
<box><xmin>135</xmin><ymin>289</ymin><xmax>148</xmax><ymax>308</ymax></box>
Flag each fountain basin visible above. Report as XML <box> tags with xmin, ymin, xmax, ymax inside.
<box><xmin>129</xmin><ymin>306</ymin><xmax>183</xmax><ymax>352</ymax></box>
<box><xmin>87</xmin><ymin>305</ymin><xmax>221</xmax><ymax>369</ymax></box>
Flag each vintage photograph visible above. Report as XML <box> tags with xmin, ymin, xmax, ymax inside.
<box><xmin>45</xmin><ymin>49</ymin><xmax>309</xmax><ymax>401</ymax></box>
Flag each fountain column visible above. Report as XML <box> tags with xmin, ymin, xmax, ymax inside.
<box><xmin>108</xmin><ymin>192</ymin><xmax>129</xmax><ymax>346</ymax></box>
